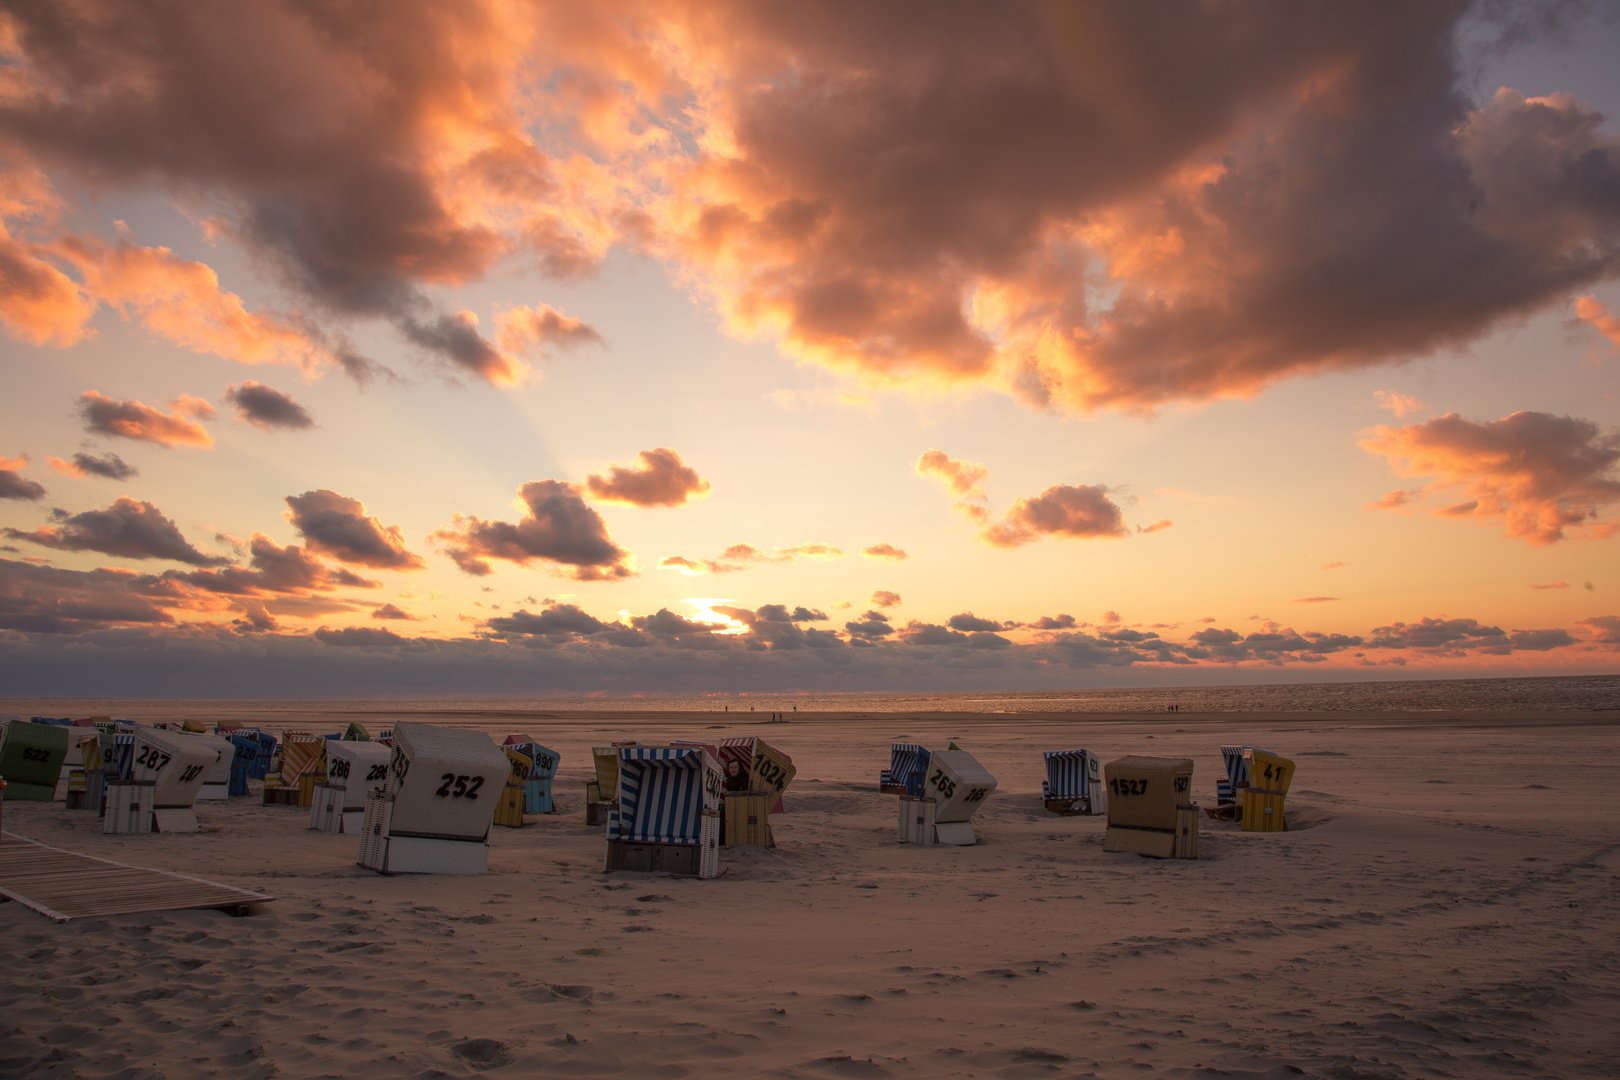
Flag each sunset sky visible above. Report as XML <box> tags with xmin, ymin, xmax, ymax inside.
<box><xmin>2</xmin><ymin>2</ymin><xmax>1618</xmax><ymax>696</ymax></box>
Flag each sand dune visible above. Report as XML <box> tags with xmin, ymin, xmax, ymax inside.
<box><xmin>2</xmin><ymin>711</ymin><xmax>1617</xmax><ymax>1078</ymax></box>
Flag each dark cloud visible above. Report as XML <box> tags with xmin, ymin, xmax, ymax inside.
<box><xmin>400</xmin><ymin>311</ymin><xmax>521</xmax><ymax>385</ymax></box>
<box><xmin>46</xmin><ymin>452</ymin><xmax>136</xmax><ymax>480</ymax></box>
<box><xmin>1507</xmin><ymin>627</ymin><xmax>1575</xmax><ymax>651</ymax></box>
<box><xmin>0</xmin><ymin>556</ymin><xmax>179</xmax><ymax>634</ymax></box>
<box><xmin>862</xmin><ymin>543</ymin><xmax>908</xmax><ymax>561</ymax></box>
<box><xmin>1366</xmin><ymin>617</ymin><xmax>1507</xmax><ymax>654</ymax></box>
<box><xmin>5</xmin><ymin>497</ymin><xmax>230</xmax><ymax>566</ymax></box>
<box><xmin>1361</xmin><ymin>411</ymin><xmax>1620</xmax><ymax>544</ymax></box>
<box><xmin>1030</xmin><ymin>614</ymin><xmax>1076</xmax><ymax>630</ymax></box>
<box><xmin>585</xmin><ymin>448</ymin><xmax>711</xmax><ymax>507</ymax></box>
<box><xmin>487</xmin><ymin>603</ymin><xmax>619</xmax><ymax>638</ymax></box>
<box><xmin>225</xmin><ymin>381</ymin><xmax>314</xmax><ymax>431</ymax></box>
<box><xmin>981</xmin><ymin>484</ymin><xmax>1129</xmax><ymax>547</ymax></box>
<box><xmin>899</xmin><ymin>621</ymin><xmax>968</xmax><ymax>646</ymax></box>
<box><xmin>372</xmin><ymin>603</ymin><xmax>417</xmax><ymax>621</ymax></box>
<box><xmin>754</xmin><ymin>604</ymin><xmax>827</xmax><ymax>623</ymax></box>
<box><xmin>432</xmin><ymin>480</ymin><xmax>633</xmax><ymax>580</ymax></box>
<box><xmin>947</xmin><ymin>612</ymin><xmax>1005</xmax><ymax>632</ymax></box>
<box><xmin>314</xmin><ymin>625</ymin><xmax>410</xmax><ymax>646</ymax></box>
<box><xmin>285</xmin><ymin>489</ymin><xmax>425</xmax><ymax>570</ymax></box>
<box><xmin>1576</xmin><ymin>615</ymin><xmax>1620</xmax><ymax>645</ymax></box>
<box><xmin>79</xmin><ymin>391</ymin><xmax>213</xmax><ymax>447</ymax></box>
<box><xmin>0</xmin><ymin>455</ymin><xmax>46</xmax><ymax>501</ymax></box>
<box><xmin>844</xmin><ymin>610</ymin><xmax>893</xmax><ymax>639</ymax></box>
<box><xmin>178</xmin><ymin>534</ymin><xmax>379</xmax><ymax>596</ymax></box>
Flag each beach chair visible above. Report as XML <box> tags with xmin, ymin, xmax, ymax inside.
<box><xmin>1212</xmin><ymin>745</ymin><xmax>1252</xmax><ymax>818</ymax></box>
<box><xmin>1240</xmin><ymin>749</ymin><xmax>1295</xmax><ymax>832</ymax></box>
<box><xmin>912</xmin><ymin>749</ymin><xmax>998</xmax><ymax>845</ymax></box>
<box><xmin>605</xmin><ymin>745</ymin><xmax>723</xmax><ymax>878</ymax></box>
<box><xmin>0</xmin><ymin>719</ymin><xmax>71</xmax><ymax>801</ymax></box>
<box><xmin>881</xmin><ymin>743</ymin><xmax>930</xmax><ymax>796</ymax></box>
<box><xmin>492</xmin><ymin>747</ymin><xmax>532</xmax><ymax>828</ymax></box>
<box><xmin>724</xmin><ymin>790</ymin><xmax>773</xmax><ymax>847</ymax></box>
<box><xmin>1102</xmin><ymin>756</ymin><xmax>1198</xmax><ymax>859</ymax></box>
<box><xmin>279</xmin><ymin>732</ymin><xmax>327</xmax><ymax>807</ymax></box>
<box><xmin>131</xmin><ymin>727</ymin><xmax>217</xmax><ymax>832</ymax></box>
<box><xmin>186</xmin><ymin>732</ymin><xmax>237</xmax><ymax>800</ymax></box>
<box><xmin>313</xmin><ymin>739</ymin><xmax>392</xmax><ymax>832</ymax></box>
<box><xmin>1041</xmin><ymin>749</ymin><xmax>1107</xmax><ymax>816</ymax></box>
<box><xmin>357</xmin><ymin>722</ymin><xmax>508</xmax><ymax>874</ymax></box>
<box><xmin>342</xmin><ymin>721</ymin><xmax>371</xmax><ymax>741</ymax></box>
<box><xmin>226</xmin><ymin>732</ymin><xmax>260</xmax><ymax>795</ymax></box>
<box><xmin>588</xmin><ymin>744</ymin><xmax>632</xmax><ymax>825</ymax></box>
<box><xmin>718</xmin><ymin>736</ymin><xmax>796</xmax><ymax>813</ymax></box>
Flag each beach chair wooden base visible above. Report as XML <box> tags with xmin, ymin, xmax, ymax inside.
<box><xmin>898</xmin><ymin>796</ymin><xmax>936</xmax><ymax>845</ymax></box>
<box><xmin>1205</xmin><ymin>803</ymin><xmax>1239</xmax><ymax>821</ymax></box>
<box><xmin>1104</xmin><ymin>824</ymin><xmax>1177</xmax><ymax>858</ymax></box>
<box><xmin>152</xmin><ymin>808</ymin><xmax>199</xmax><ymax>833</ymax></box>
<box><xmin>103</xmin><ymin>782</ymin><xmax>155</xmax><ymax>835</ymax></box>
<box><xmin>604</xmin><ymin>813</ymin><xmax>720</xmax><ymax>879</ymax></box>
<box><xmin>586</xmin><ymin>801</ymin><xmax>612</xmax><ymax>826</ymax></box>
<box><xmin>367</xmin><ymin>835</ymin><xmax>490</xmax><ymax>875</ymax></box>
<box><xmin>1241</xmin><ymin>789</ymin><xmax>1287</xmax><ymax>832</ymax></box>
<box><xmin>493</xmin><ymin>784</ymin><xmax>525</xmax><ymax>828</ymax></box>
<box><xmin>935</xmin><ymin>821</ymin><xmax>977</xmax><ymax>845</ymax></box>
<box><xmin>309</xmin><ymin>783</ymin><xmax>345</xmax><ymax>832</ymax></box>
<box><xmin>1</xmin><ymin>781</ymin><xmax>56</xmax><ymax>802</ymax></box>
<box><xmin>724</xmin><ymin>791</ymin><xmax>772</xmax><ymax>847</ymax></box>
<box><xmin>197</xmin><ymin>782</ymin><xmax>229</xmax><ymax>800</ymax></box>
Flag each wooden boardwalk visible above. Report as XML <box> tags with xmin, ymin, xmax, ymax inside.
<box><xmin>0</xmin><ymin>832</ymin><xmax>275</xmax><ymax>922</ymax></box>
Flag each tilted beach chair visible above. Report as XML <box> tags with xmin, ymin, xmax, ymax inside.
<box><xmin>1042</xmin><ymin>749</ymin><xmax>1107</xmax><ymax>815</ymax></box>
<box><xmin>0</xmin><ymin>720</ymin><xmax>71</xmax><ymax>801</ymax></box>
<box><xmin>505</xmin><ymin>741</ymin><xmax>559</xmax><ymax>814</ymax></box>
<box><xmin>1211</xmin><ymin>745</ymin><xmax>1251</xmax><ymax>818</ymax></box>
<box><xmin>881</xmin><ymin>743</ymin><xmax>931</xmax><ymax>796</ymax></box>
<box><xmin>605</xmin><ymin>745</ymin><xmax>723</xmax><ymax>878</ymax></box>
<box><xmin>358</xmin><ymin>722</ymin><xmax>508</xmax><ymax>874</ymax></box>
<box><xmin>719</xmin><ymin>736</ymin><xmax>796</xmax><ymax>813</ymax></box>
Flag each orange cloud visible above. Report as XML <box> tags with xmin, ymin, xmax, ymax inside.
<box><xmin>870</xmin><ymin>590</ymin><xmax>902</xmax><ymax>608</ymax></box>
<box><xmin>1136</xmin><ymin>519</ymin><xmax>1173</xmax><ymax>535</ymax></box>
<box><xmin>1360</xmin><ymin>411</ymin><xmax>1620</xmax><ymax>544</ymax></box>
<box><xmin>585</xmin><ymin>448</ymin><xmax>711</xmax><ymax>507</ymax></box>
<box><xmin>497</xmin><ymin>303</ymin><xmax>605</xmax><ymax>356</ymax></box>
<box><xmin>658</xmin><ymin>541</ymin><xmax>843</xmax><ymax>575</ymax></box>
<box><xmin>1374</xmin><ymin>390</ymin><xmax>1428</xmax><ymax>418</ymax></box>
<box><xmin>981</xmin><ymin>484</ymin><xmax>1129</xmax><ymax>548</ymax></box>
<box><xmin>916</xmin><ymin>450</ymin><xmax>988</xmax><ymax>499</ymax></box>
<box><xmin>0</xmin><ymin>454</ymin><xmax>47</xmax><ymax>502</ymax></box>
<box><xmin>78</xmin><ymin>391</ymin><xmax>214</xmax><ymax>448</ymax></box>
<box><xmin>1576</xmin><ymin>295</ymin><xmax>1620</xmax><ymax>349</ymax></box>
<box><xmin>862</xmin><ymin>543</ymin><xmax>908</xmax><ymax>561</ymax></box>
<box><xmin>45</xmin><ymin>452</ymin><xmax>136</xmax><ymax>480</ymax></box>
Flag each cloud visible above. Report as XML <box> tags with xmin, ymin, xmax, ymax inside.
<box><xmin>179</xmin><ymin>534</ymin><xmax>378</xmax><ymax>595</ymax></box>
<box><xmin>916</xmin><ymin>450</ymin><xmax>988</xmax><ymax>499</ymax></box>
<box><xmin>658</xmin><ymin>541</ymin><xmax>842</xmax><ymax>575</ymax></box>
<box><xmin>372</xmin><ymin>603</ymin><xmax>417</xmax><ymax>621</ymax></box>
<box><xmin>753</xmin><ymin>604</ymin><xmax>827</xmax><ymax>623</ymax></box>
<box><xmin>1575</xmin><ymin>295</ymin><xmax>1620</xmax><ymax>349</ymax></box>
<box><xmin>1030</xmin><ymin>614</ymin><xmax>1076</xmax><ymax>630</ymax></box>
<box><xmin>6</xmin><ymin>8</ymin><xmax>1620</xmax><ymax>414</ymax></box>
<box><xmin>432</xmin><ymin>480</ymin><xmax>633</xmax><ymax>580</ymax></box>
<box><xmin>487</xmin><ymin>603</ymin><xmax>621</xmax><ymax>639</ymax></box>
<box><xmin>1366</xmin><ymin>617</ymin><xmax>1508</xmax><ymax>654</ymax></box>
<box><xmin>1576</xmin><ymin>615</ymin><xmax>1620</xmax><ymax>645</ymax></box>
<box><xmin>225</xmin><ymin>382</ymin><xmax>314</xmax><ymax>431</ymax></box>
<box><xmin>981</xmin><ymin>484</ymin><xmax>1129</xmax><ymax>547</ymax></box>
<box><xmin>4</xmin><ymin>497</ymin><xmax>230</xmax><ymax>566</ymax></box>
<box><xmin>947</xmin><ymin>612</ymin><xmax>1005</xmax><ymax>633</ymax></box>
<box><xmin>0</xmin><ymin>556</ymin><xmax>180</xmax><ymax>634</ymax></box>
<box><xmin>1529</xmin><ymin>581</ymin><xmax>1568</xmax><ymax>590</ymax></box>
<box><xmin>1374</xmin><ymin>390</ymin><xmax>1429</xmax><ymax>418</ymax></box>
<box><xmin>284</xmin><ymin>490</ymin><xmax>425</xmax><ymax>570</ymax></box>
<box><xmin>870</xmin><ymin>590</ymin><xmax>902</xmax><ymax>608</ymax></box>
<box><xmin>79</xmin><ymin>391</ymin><xmax>214</xmax><ymax>448</ymax></box>
<box><xmin>844</xmin><ymin>610</ymin><xmax>894</xmax><ymax>639</ymax></box>
<box><xmin>585</xmin><ymin>448</ymin><xmax>711</xmax><ymax>507</ymax></box>
<box><xmin>1364</xmin><ymin>488</ymin><xmax>1421</xmax><ymax>511</ymax></box>
<box><xmin>45</xmin><ymin>452</ymin><xmax>136</xmax><ymax>480</ymax></box>
<box><xmin>1322</xmin><ymin>561</ymin><xmax>1348</xmax><ymax>570</ymax></box>
<box><xmin>497</xmin><ymin>303</ymin><xmax>605</xmax><ymax>356</ymax></box>
<box><xmin>862</xmin><ymin>543</ymin><xmax>908</xmax><ymax>561</ymax></box>
<box><xmin>314</xmin><ymin>625</ymin><xmax>410</xmax><ymax>647</ymax></box>
<box><xmin>1135</xmin><ymin>519</ymin><xmax>1173</xmax><ymax>535</ymax></box>
<box><xmin>1360</xmin><ymin>411</ymin><xmax>1620</xmax><ymax>544</ymax></box>
<box><xmin>0</xmin><ymin>455</ymin><xmax>46</xmax><ymax>501</ymax></box>
<box><xmin>1293</xmin><ymin>596</ymin><xmax>1338</xmax><ymax>604</ymax></box>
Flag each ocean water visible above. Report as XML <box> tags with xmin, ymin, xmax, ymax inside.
<box><xmin>13</xmin><ymin>674</ymin><xmax>1618</xmax><ymax>715</ymax></box>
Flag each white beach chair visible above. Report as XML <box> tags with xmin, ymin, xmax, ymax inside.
<box><xmin>357</xmin><ymin>722</ymin><xmax>508</xmax><ymax>874</ymax></box>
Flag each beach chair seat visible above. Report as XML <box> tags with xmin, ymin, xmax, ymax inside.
<box><xmin>0</xmin><ymin>720</ymin><xmax>71</xmax><ymax>801</ymax></box>
<box><xmin>1042</xmin><ymin>749</ymin><xmax>1107</xmax><ymax>816</ymax></box>
<box><xmin>882</xmin><ymin>743</ymin><xmax>930</xmax><ymax>796</ymax></box>
<box><xmin>1102</xmin><ymin>756</ymin><xmax>1198</xmax><ymax>859</ymax></box>
<box><xmin>719</xmin><ymin>736</ymin><xmax>796</xmax><ymax>813</ymax></box>
<box><xmin>358</xmin><ymin>722</ymin><xmax>508</xmax><ymax>874</ymax></box>
<box><xmin>723</xmin><ymin>790</ymin><xmax>773</xmax><ymax>847</ymax></box>
<box><xmin>605</xmin><ymin>746</ymin><xmax>722</xmax><ymax>878</ymax></box>
<box><xmin>917</xmin><ymin>750</ymin><xmax>997</xmax><ymax>845</ymax></box>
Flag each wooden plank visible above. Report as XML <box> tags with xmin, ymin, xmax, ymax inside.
<box><xmin>0</xmin><ymin>831</ymin><xmax>274</xmax><ymax>921</ymax></box>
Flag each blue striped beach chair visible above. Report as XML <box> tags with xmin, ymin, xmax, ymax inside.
<box><xmin>1214</xmin><ymin>745</ymin><xmax>1256</xmax><ymax>818</ymax></box>
<box><xmin>881</xmin><ymin>743</ymin><xmax>931</xmax><ymax>795</ymax></box>
<box><xmin>1042</xmin><ymin>749</ymin><xmax>1107</xmax><ymax>815</ymax></box>
<box><xmin>103</xmin><ymin>733</ymin><xmax>135</xmax><ymax>781</ymax></box>
<box><xmin>605</xmin><ymin>746</ymin><xmax>722</xmax><ymax>878</ymax></box>
<box><xmin>252</xmin><ymin>731</ymin><xmax>277</xmax><ymax>779</ymax></box>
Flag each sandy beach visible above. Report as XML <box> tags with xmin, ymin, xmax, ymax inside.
<box><xmin>3</xmin><ymin>709</ymin><xmax>1618</xmax><ymax>1079</ymax></box>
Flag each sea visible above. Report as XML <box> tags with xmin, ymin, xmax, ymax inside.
<box><xmin>11</xmin><ymin>674</ymin><xmax>1618</xmax><ymax>716</ymax></box>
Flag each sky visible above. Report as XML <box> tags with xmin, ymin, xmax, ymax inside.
<box><xmin>1</xmin><ymin>1</ymin><xmax>1618</xmax><ymax>697</ymax></box>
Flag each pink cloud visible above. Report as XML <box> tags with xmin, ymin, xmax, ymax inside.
<box><xmin>862</xmin><ymin>543</ymin><xmax>908</xmax><ymax>561</ymax></box>
<box><xmin>1575</xmin><ymin>295</ymin><xmax>1620</xmax><ymax>349</ymax></box>
<box><xmin>78</xmin><ymin>391</ymin><xmax>214</xmax><ymax>448</ymax></box>
<box><xmin>981</xmin><ymin>484</ymin><xmax>1129</xmax><ymax>547</ymax></box>
<box><xmin>585</xmin><ymin>448</ymin><xmax>711</xmax><ymax>508</ymax></box>
<box><xmin>1360</xmin><ymin>411</ymin><xmax>1620</xmax><ymax>544</ymax></box>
